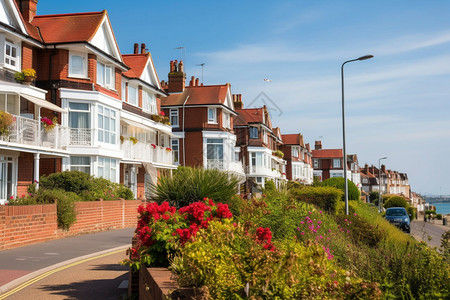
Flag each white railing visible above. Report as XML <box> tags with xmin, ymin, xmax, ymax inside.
<box><xmin>0</xmin><ymin>114</ymin><xmax>69</xmax><ymax>150</ymax></box>
<box><xmin>70</xmin><ymin>128</ymin><xmax>94</xmax><ymax>146</ymax></box>
<box><xmin>246</xmin><ymin>165</ymin><xmax>282</xmax><ymax>178</ymax></box>
<box><xmin>121</xmin><ymin>139</ymin><xmax>173</xmax><ymax>165</ymax></box>
<box><xmin>206</xmin><ymin>159</ymin><xmax>245</xmax><ymax>175</ymax></box>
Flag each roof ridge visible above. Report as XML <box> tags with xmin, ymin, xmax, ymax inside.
<box><xmin>34</xmin><ymin>11</ymin><xmax>104</xmax><ymax>19</ymax></box>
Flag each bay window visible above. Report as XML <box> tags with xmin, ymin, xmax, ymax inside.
<box><xmin>143</xmin><ymin>91</ymin><xmax>157</xmax><ymax>114</ymax></box>
<box><xmin>69</xmin><ymin>53</ymin><xmax>87</xmax><ymax>77</ymax></box>
<box><xmin>98</xmin><ymin>157</ymin><xmax>117</xmax><ymax>182</ymax></box>
<box><xmin>98</xmin><ymin>105</ymin><xmax>117</xmax><ymax>144</ymax></box>
<box><xmin>128</xmin><ymin>85</ymin><xmax>138</xmax><ymax>106</ymax></box>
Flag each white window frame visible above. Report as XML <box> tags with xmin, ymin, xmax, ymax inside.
<box><xmin>208</xmin><ymin>107</ymin><xmax>217</xmax><ymax>124</ymax></box>
<box><xmin>170</xmin><ymin>109</ymin><xmax>179</xmax><ymax>127</ymax></box>
<box><xmin>98</xmin><ymin>157</ymin><xmax>118</xmax><ymax>182</ymax></box>
<box><xmin>222</xmin><ymin>111</ymin><xmax>230</xmax><ymax>129</ymax></box>
<box><xmin>121</xmin><ymin>81</ymin><xmax>126</xmax><ymax>101</ymax></box>
<box><xmin>97</xmin><ymin>105</ymin><xmax>117</xmax><ymax>145</ymax></box>
<box><xmin>171</xmin><ymin>139</ymin><xmax>179</xmax><ymax>165</ymax></box>
<box><xmin>292</xmin><ymin>146</ymin><xmax>299</xmax><ymax>157</ymax></box>
<box><xmin>262</xmin><ymin>129</ymin><xmax>268</xmax><ymax>144</ymax></box>
<box><xmin>249</xmin><ymin>127</ymin><xmax>258</xmax><ymax>139</ymax></box>
<box><xmin>142</xmin><ymin>90</ymin><xmax>157</xmax><ymax>114</ymax></box>
<box><xmin>127</xmin><ymin>85</ymin><xmax>138</xmax><ymax>106</ymax></box>
<box><xmin>69</xmin><ymin>52</ymin><xmax>87</xmax><ymax>78</ymax></box>
<box><xmin>70</xmin><ymin>156</ymin><xmax>91</xmax><ymax>174</ymax></box>
<box><xmin>4</xmin><ymin>40</ymin><xmax>20</xmax><ymax>70</ymax></box>
<box><xmin>313</xmin><ymin>159</ymin><xmax>319</xmax><ymax>169</ymax></box>
<box><xmin>333</xmin><ymin>159</ymin><xmax>341</xmax><ymax>168</ymax></box>
<box><xmin>97</xmin><ymin>61</ymin><xmax>115</xmax><ymax>89</ymax></box>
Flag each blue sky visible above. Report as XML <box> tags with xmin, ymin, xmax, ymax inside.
<box><xmin>38</xmin><ymin>1</ymin><xmax>450</xmax><ymax>195</ymax></box>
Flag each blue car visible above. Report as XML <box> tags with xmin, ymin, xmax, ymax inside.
<box><xmin>385</xmin><ymin>207</ymin><xmax>410</xmax><ymax>233</ymax></box>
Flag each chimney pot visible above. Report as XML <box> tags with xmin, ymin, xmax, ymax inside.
<box><xmin>134</xmin><ymin>43</ymin><xmax>139</xmax><ymax>54</ymax></box>
<box><xmin>168</xmin><ymin>59</ymin><xmax>186</xmax><ymax>93</ymax></box>
<box><xmin>195</xmin><ymin>78</ymin><xmax>199</xmax><ymax>86</ymax></box>
<box><xmin>141</xmin><ymin>43</ymin><xmax>146</xmax><ymax>54</ymax></box>
<box><xmin>170</xmin><ymin>61</ymin><xmax>174</xmax><ymax>72</ymax></box>
<box><xmin>314</xmin><ymin>140</ymin><xmax>322</xmax><ymax>150</ymax></box>
<box><xmin>189</xmin><ymin>76</ymin><xmax>195</xmax><ymax>86</ymax></box>
<box><xmin>179</xmin><ymin>61</ymin><xmax>184</xmax><ymax>73</ymax></box>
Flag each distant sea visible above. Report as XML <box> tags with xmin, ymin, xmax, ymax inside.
<box><xmin>432</xmin><ymin>202</ymin><xmax>450</xmax><ymax>215</ymax></box>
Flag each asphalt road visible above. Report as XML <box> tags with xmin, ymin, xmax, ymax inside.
<box><xmin>410</xmin><ymin>220</ymin><xmax>448</xmax><ymax>248</ymax></box>
<box><xmin>2</xmin><ymin>250</ymin><xmax>129</xmax><ymax>300</ymax></box>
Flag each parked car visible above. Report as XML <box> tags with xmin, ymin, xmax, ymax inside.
<box><xmin>385</xmin><ymin>207</ymin><xmax>410</xmax><ymax>233</ymax></box>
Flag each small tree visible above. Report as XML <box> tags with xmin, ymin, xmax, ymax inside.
<box><xmin>384</xmin><ymin>195</ymin><xmax>407</xmax><ymax>209</ymax></box>
<box><xmin>321</xmin><ymin>177</ymin><xmax>360</xmax><ymax>201</ymax></box>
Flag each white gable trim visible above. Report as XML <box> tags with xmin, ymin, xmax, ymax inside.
<box><xmin>89</xmin><ymin>14</ymin><xmax>122</xmax><ymax>63</ymax></box>
<box><xmin>224</xmin><ymin>85</ymin><xmax>234</xmax><ymax>111</ymax></box>
<box><xmin>0</xmin><ymin>0</ymin><xmax>27</xmax><ymax>34</ymax></box>
<box><xmin>141</xmin><ymin>58</ymin><xmax>161</xmax><ymax>90</ymax></box>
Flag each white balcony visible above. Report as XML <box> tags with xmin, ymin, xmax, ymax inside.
<box><xmin>121</xmin><ymin>139</ymin><xmax>173</xmax><ymax>165</ymax></box>
<box><xmin>246</xmin><ymin>165</ymin><xmax>282</xmax><ymax>178</ymax></box>
<box><xmin>207</xmin><ymin>159</ymin><xmax>245</xmax><ymax>175</ymax></box>
<box><xmin>0</xmin><ymin>114</ymin><xmax>69</xmax><ymax>151</ymax></box>
<box><xmin>70</xmin><ymin>128</ymin><xmax>94</xmax><ymax>146</ymax></box>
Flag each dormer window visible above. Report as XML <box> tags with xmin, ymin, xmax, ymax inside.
<box><xmin>97</xmin><ymin>61</ymin><xmax>115</xmax><ymax>89</ymax></box>
<box><xmin>69</xmin><ymin>52</ymin><xmax>87</xmax><ymax>78</ymax></box>
<box><xmin>249</xmin><ymin>127</ymin><xmax>258</xmax><ymax>139</ymax></box>
<box><xmin>5</xmin><ymin>40</ymin><xmax>19</xmax><ymax>70</ymax></box>
<box><xmin>208</xmin><ymin>108</ymin><xmax>217</xmax><ymax>123</ymax></box>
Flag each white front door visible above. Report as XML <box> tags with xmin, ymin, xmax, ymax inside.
<box><xmin>0</xmin><ymin>157</ymin><xmax>14</xmax><ymax>203</ymax></box>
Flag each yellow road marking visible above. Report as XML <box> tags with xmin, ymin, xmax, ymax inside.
<box><xmin>0</xmin><ymin>248</ymin><xmax>126</xmax><ymax>299</ymax></box>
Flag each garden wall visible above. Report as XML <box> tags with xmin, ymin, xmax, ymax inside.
<box><xmin>0</xmin><ymin>199</ymin><xmax>144</xmax><ymax>250</ymax></box>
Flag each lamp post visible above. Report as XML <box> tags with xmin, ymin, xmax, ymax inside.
<box><xmin>341</xmin><ymin>55</ymin><xmax>373</xmax><ymax>215</ymax></box>
<box><xmin>378</xmin><ymin>156</ymin><xmax>387</xmax><ymax>212</ymax></box>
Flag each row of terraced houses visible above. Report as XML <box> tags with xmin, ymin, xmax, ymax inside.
<box><xmin>0</xmin><ymin>1</ymin><xmax>413</xmax><ymax>205</ymax></box>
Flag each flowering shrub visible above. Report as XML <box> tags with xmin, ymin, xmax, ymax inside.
<box><xmin>0</xmin><ymin>110</ymin><xmax>14</xmax><ymax>136</ymax></box>
<box><xmin>129</xmin><ymin>136</ymin><xmax>138</xmax><ymax>144</ymax></box>
<box><xmin>150</xmin><ymin>143</ymin><xmax>156</xmax><ymax>149</ymax></box>
<box><xmin>41</xmin><ymin>116</ymin><xmax>57</xmax><ymax>132</ymax></box>
<box><xmin>125</xmin><ymin>198</ymin><xmax>234</xmax><ymax>271</ymax></box>
<box><xmin>165</xmin><ymin>147</ymin><xmax>172</xmax><ymax>152</ymax></box>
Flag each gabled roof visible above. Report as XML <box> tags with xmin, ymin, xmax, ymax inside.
<box><xmin>162</xmin><ymin>84</ymin><xmax>230</xmax><ymax>107</ymax></box>
<box><xmin>122</xmin><ymin>52</ymin><xmax>163</xmax><ymax>93</ymax></box>
<box><xmin>273</xmin><ymin>127</ymin><xmax>282</xmax><ymax>141</ymax></box>
<box><xmin>32</xmin><ymin>10</ymin><xmax>123</xmax><ymax>63</ymax></box>
<box><xmin>311</xmin><ymin>149</ymin><xmax>343</xmax><ymax>158</ymax></box>
<box><xmin>32</xmin><ymin>11</ymin><xmax>105</xmax><ymax>43</ymax></box>
<box><xmin>235</xmin><ymin>106</ymin><xmax>272</xmax><ymax>129</ymax></box>
<box><xmin>282</xmin><ymin>134</ymin><xmax>305</xmax><ymax>147</ymax></box>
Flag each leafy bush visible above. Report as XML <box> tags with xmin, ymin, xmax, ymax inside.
<box><xmin>384</xmin><ymin>195</ymin><xmax>407</xmax><ymax>209</ymax></box>
<box><xmin>289</xmin><ymin>186</ymin><xmax>342</xmax><ymax>213</ymax></box>
<box><xmin>150</xmin><ymin>166</ymin><xmax>240</xmax><ymax>208</ymax></box>
<box><xmin>369</xmin><ymin>191</ymin><xmax>379</xmax><ymax>203</ymax></box>
<box><xmin>263</xmin><ymin>179</ymin><xmax>277</xmax><ymax>194</ymax></box>
<box><xmin>39</xmin><ymin>171</ymin><xmax>133</xmax><ymax>201</ymax></box>
<box><xmin>335</xmin><ymin>213</ymin><xmax>386</xmax><ymax>247</ymax></box>
<box><xmin>406</xmin><ymin>206</ymin><xmax>416</xmax><ymax>220</ymax></box>
<box><xmin>286</xmin><ymin>180</ymin><xmax>304</xmax><ymax>190</ymax></box>
<box><xmin>320</xmin><ymin>177</ymin><xmax>360</xmax><ymax>201</ymax></box>
<box><xmin>35</xmin><ymin>189</ymin><xmax>79</xmax><ymax>230</ymax></box>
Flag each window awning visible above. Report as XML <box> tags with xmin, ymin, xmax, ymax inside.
<box><xmin>21</xmin><ymin>94</ymin><xmax>67</xmax><ymax>113</ymax></box>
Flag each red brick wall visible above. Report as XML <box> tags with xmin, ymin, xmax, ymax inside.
<box><xmin>21</xmin><ymin>42</ymin><xmax>34</xmax><ymax>70</ymax></box>
<box><xmin>17</xmin><ymin>153</ymin><xmax>33</xmax><ymax>196</ymax></box>
<box><xmin>0</xmin><ymin>200</ymin><xmax>144</xmax><ymax>250</ymax></box>
<box><xmin>185</xmin><ymin>131</ymin><xmax>203</xmax><ymax>167</ymax></box>
<box><xmin>0</xmin><ymin>204</ymin><xmax>57</xmax><ymax>250</ymax></box>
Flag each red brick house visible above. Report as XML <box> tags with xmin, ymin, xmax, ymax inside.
<box><xmin>0</xmin><ymin>1</ymin><xmax>174</xmax><ymax>202</ymax></box>
<box><xmin>160</xmin><ymin>61</ymin><xmax>245</xmax><ymax>181</ymax></box>
<box><xmin>281</xmin><ymin>133</ymin><xmax>313</xmax><ymax>184</ymax></box>
<box><xmin>311</xmin><ymin>141</ymin><xmax>347</xmax><ymax>182</ymax></box>
<box><xmin>233</xmin><ymin>96</ymin><xmax>286</xmax><ymax>189</ymax></box>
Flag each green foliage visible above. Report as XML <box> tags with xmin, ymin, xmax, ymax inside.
<box><xmin>39</xmin><ymin>171</ymin><xmax>133</xmax><ymax>201</ymax></box>
<box><xmin>263</xmin><ymin>179</ymin><xmax>276</xmax><ymax>194</ymax></box>
<box><xmin>335</xmin><ymin>213</ymin><xmax>386</xmax><ymax>247</ymax></box>
<box><xmin>406</xmin><ymin>206</ymin><xmax>416</xmax><ymax>220</ymax></box>
<box><xmin>320</xmin><ymin>177</ymin><xmax>360</xmax><ymax>201</ymax></box>
<box><xmin>172</xmin><ymin>221</ymin><xmax>381</xmax><ymax>300</ymax></box>
<box><xmin>369</xmin><ymin>191</ymin><xmax>379</xmax><ymax>203</ymax></box>
<box><xmin>289</xmin><ymin>186</ymin><xmax>342</xmax><ymax>214</ymax></box>
<box><xmin>286</xmin><ymin>180</ymin><xmax>304</xmax><ymax>190</ymax></box>
<box><xmin>441</xmin><ymin>230</ymin><xmax>450</xmax><ymax>264</ymax></box>
<box><xmin>150</xmin><ymin>166</ymin><xmax>240</xmax><ymax>208</ymax></box>
<box><xmin>384</xmin><ymin>195</ymin><xmax>407</xmax><ymax>209</ymax></box>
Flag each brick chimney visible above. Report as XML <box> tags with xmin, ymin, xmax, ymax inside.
<box><xmin>141</xmin><ymin>43</ymin><xmax>146</xmax><ymax>54</ymax></box>
<box><xmin>314</xmin><ymin>140</ymin><xmax>322</xmax><ymax>150</ymax></box>
<box><xmin>168</xmin><ymin>60</ymin><xmax>186</xmax><ymax>93</ymax></box>
<box><xmin>133</xmin><ymin>43</ymin><xmax>139</xmax><ymax>54</ymax></box>
<box><xmin>189</xmin><ymin>76</ymin><xmax>195</xmax><ymax>86</ymax></box>
<box><xmin>233</xmin><ymin>94</ymin><xmax>243</xmax><ymax>110</ymax></box>
<box><xmin>17</xmin><ymin>0</ymin><xmax>38</xmax><ymax>22</ymax></box>
<box><xmin>381</xmin><ymin>164</ymin><xmax>386</xmax><ymax>173</ymax></box>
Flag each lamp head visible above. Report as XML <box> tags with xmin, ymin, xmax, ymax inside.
<box><xmin>358</xmin><ymin>55</ymin><xmax>374</xmax><ymax>61</ymax></box>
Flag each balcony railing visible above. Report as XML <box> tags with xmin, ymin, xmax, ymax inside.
<box><xmin>0</xmin><ymin>114</ymin><xmax>69</xmax><ymax>150</ymax></box>
<box><xmin>0</xmin><ymin>115</ymin><xmax>69</xmax><ymax>150</ymax></box>
<box><xmin>245</xmin><ymin>165</ymin><xmax>283</xmax><ymax>178</ymax></box>
<box><xmin>70</xmin><ymin>128</ymin><xmax>94</xmax><ymax>146</ymax></box>
<box><xmin>206</xmin><ymin>159</ymin><xmax>245</xmax><ymax>175</ymax></box>
<box><xmin>121</xmin><ymin>139</ymin><xmax>173</xmax><ymax>165</ymax></box>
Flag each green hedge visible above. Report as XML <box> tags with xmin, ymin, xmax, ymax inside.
<box><xmin>289</xmin><ymin>186</ymin><xmax>343</xmax><ymax>214</ymax></box>
<box><xmin>320</xmin><ymin>177</ymin><xmax>360</xmax><ymax>201</ymax></box>
<box><xmin>384</xmin><ymin>195</ymin><xmax>407</xmax><ymax>209</ymax></box>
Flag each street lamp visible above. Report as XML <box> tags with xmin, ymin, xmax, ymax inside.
<box><xmin>378</xmin><ymin>156</ymin><xmax>387</xmax><ymax>213</ymax></box>
<box><xmin>341</xmin><ymin>55</ymin><xmax>373</xmax><ymax>215</ymax></box>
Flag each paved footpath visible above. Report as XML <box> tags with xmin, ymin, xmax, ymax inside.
<box><xmin>0</xmin><ymin>227</ymin><xmax>135</xmax><ymax>298</ymax></box>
